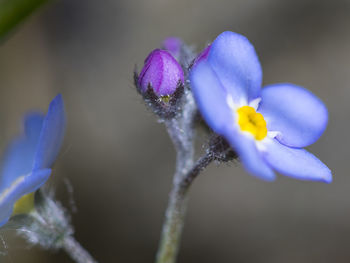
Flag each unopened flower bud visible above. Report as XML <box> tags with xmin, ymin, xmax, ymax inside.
<box><xmin>138</xmin><ymin>49</ymin><xmax>184</xmax><ymax>96</ymax></box>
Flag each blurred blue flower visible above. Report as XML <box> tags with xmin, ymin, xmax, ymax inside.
<box><xmin>190</xmin><ymin>31</ymin><xmax>331</xmax><ymax>182</ymax></box>
<box><xmin>0</xmin><ymin>94</ymin><xmax>66</xmax><ymax>226</ymax></box>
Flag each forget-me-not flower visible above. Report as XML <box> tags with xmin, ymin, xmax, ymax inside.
<box><xmin>190</xmin><ymin>31</ymin><xmax>331</xmax><ymax>182</ymax></box>
<box><xmin>0</xmin><ymin>94</ymin><xmax>66</xmax><ymax>226</ymax></box>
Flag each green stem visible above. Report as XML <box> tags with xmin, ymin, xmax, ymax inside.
<box><xmin>156</xmin><ymin>86</ymin><xmax>200</xmax><ymax>263</ymax></box>
<box><xmin>155</xmin><ymin>153</ymin><xmax>213</xmax><ymax>263</ymax></box>
<box><xmin>155</xmin><ymin>183</ymin><xmax>188</xmax><ymax>263</ymax></box>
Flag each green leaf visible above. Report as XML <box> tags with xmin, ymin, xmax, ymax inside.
<box><xmin>0</xmin><ymin>0</ymin><xmax>49</xmax><ymax>40</ymax></box>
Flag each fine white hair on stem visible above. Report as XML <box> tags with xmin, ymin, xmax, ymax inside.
<box><xmin>0</xmin><ymin>234</ymin><xmax>8</xmax><ymax>256</ymax></box>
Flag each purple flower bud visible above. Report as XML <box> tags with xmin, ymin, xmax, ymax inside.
<box><xmin>138</xmin><ymin>49</ymin><xmax>184</xmax><ymax>96</ymax></box>
<box><xmin>162</xmin><ymin>37</ymin><xmax>182</xmax><ymax>59</ymax></box>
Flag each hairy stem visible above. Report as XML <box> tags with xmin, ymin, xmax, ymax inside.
<box><xmin>156</xmin><ymin>80</ymin><xmax>202</xmax><ymax>263</ymax></box>
<box><xmin>62</xmin><ymin>235</ymin><xmax>97</xmax><ymax>263</ymax></box>
<box><xmin>155</xmin><ymin>181</ymin><xmax>188</xmax><ymax>263</ymax></box>
<box><xmin>155</xmin><ymin>152</ymin><xmax>213</xmax><ymax>263</ymax></box>
<box><xmin>18</xmin><ymin>192</ymin><xmax>98</xmax><ymax>263</ymax></box>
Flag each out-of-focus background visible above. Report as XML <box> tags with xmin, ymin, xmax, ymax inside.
<box><xmin>0</xmin><ymin>0</ymin><xmax>349</xmax><ymax>262</ymax></box>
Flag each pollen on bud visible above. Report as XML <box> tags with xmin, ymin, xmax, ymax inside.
<box><xmin>138</xmin><ymin>49</ymin><xmax>184</xmax><ymax>96</ymax></box>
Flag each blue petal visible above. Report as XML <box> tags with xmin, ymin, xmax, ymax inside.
<box><xmin>0</xmin><ymin>169</ymin><xmax>51</xmax><ymax>227</ymax></box>
<box><xmin>258</xmin><ymin>84</ymin><xmax>328</xmax><ymax>148</ymax></box>
<box><xmin>190</xmin><ymin>60</ymin><xmax>234</xmax><ymax>134</ymax></box>
<box><xmin>262</xmin><ymin>139</ymin><xmax>332</xmax><ymax>183</ymax></box>
<box><xmin>0</xmin><ymin>114</ymin><xmax>45</xmax><ymax>191</ymax></box>
<box><xmin>223</xmin><ymin>127</ymin><xmax>275</xmax><ymax>181</ymax></box>
<box><xmin>33</xmin><ymin>94</ymin><xmax>66</xmax><ymax>170</ymax></box>
<box><xmin>208</xmin><ymin>31</ymin><xmax>262</xmax><ymax>103</ymax></box>
<box><xmin>24</xmin><ymin>112</ymin><xmax>45</xmax><ymax>139</ymax></box>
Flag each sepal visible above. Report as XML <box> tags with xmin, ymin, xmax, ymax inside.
<box><xmin>134</xmin><ymin>70</ymin><xmax>184</xmax><ymax>119</ymax></box>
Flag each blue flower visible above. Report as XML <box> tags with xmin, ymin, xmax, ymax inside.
<box><xmin>0</xmin><ymin>94</ymin><xmax>66</xmax><ymax>226</ymax></box>
<box><xmin>190</xmin><ymin>31</ymin><xmax>331</xmax><ymax>182</ymax></box>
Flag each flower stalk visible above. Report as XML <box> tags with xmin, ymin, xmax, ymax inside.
<box><xmin>136</xmin><ymin>41</ymin><xmax>229</xmax><ymax>263</ymax></box>
<box><xmin>155</xmin><ymin>84</ymin><xmax>214</xmax><ymax>263</ymax></box>
<box><xmin>62</xmin><ymin>235</ymin><xmax>97</xmax><ymax>263</ymax></box>
<box><xmin>155</xmin><ymin>153</ymin><xmax>214</xmax><ymax>263</ymax></box>
<box><xmin>155</xmin><ymin>178</ymin><xmax>188</xmax><ymax>263</ymax></box>
<box><xmin>15</xmin><ymin>191</ymin><xmax>97</xmax><ymax>263</ymax></box>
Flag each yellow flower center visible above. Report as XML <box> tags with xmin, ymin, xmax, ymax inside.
<box><xmin>12</xmin><ymin>192</ymin><xmax>35</xmax><ymax>216</ymax></box>
<box><xmin>237</xmin><ymin>106</ymin><xmax>267</xmax><ymax>140</ymax></box>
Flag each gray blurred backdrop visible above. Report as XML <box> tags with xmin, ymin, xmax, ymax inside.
<box><xmin>0</xmin><ymin>0</ymin><xmax>349</xmax><ymax>262</ymax></box>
